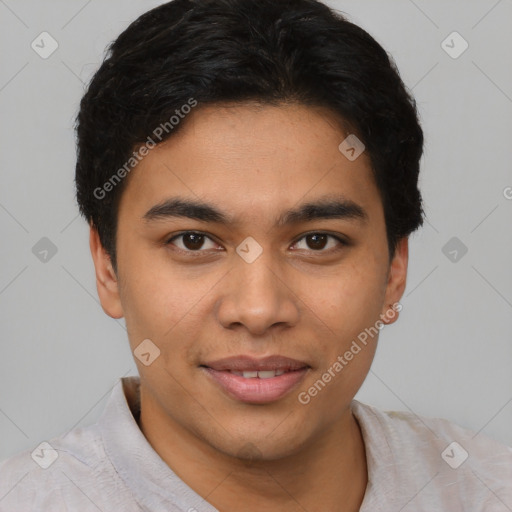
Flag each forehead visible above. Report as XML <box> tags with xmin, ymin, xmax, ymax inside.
<box><xmin>118</xmin><ymin>102</ymin><xmax>381</xmax><ymax>223</ymax></box>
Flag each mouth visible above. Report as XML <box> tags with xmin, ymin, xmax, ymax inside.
<box><xmin>200</xmin><ymin>355</ymin><xmax>311</xmax><ymax>404</ymax></box>
<box><xmin>220</xmin><ymin>369</ymin><xmax>293</xmax><ymax>378</ymax></box>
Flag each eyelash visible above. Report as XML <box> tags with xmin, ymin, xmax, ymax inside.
<box><xmin>165</xmin><ymin>231</ymin><xmax>348</xmax><ymax>255</ymax></box>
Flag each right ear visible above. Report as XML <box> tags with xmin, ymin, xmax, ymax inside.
<box><xmin>89</xmin><ymin>225</ymin><xmax>124</xmax><ymax>319</ymax></box>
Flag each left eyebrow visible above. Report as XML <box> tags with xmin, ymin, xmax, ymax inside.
<box><xmin>276</xmin><ymin>197</ymin><xmax>368</xmax><ymax>227</ymax></box>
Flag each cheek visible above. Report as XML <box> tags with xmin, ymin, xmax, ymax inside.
<box><xmin>118</xmin><ymin>253</ymin><xmax>220</xmax><ymax>369</ymax></box>
<box><xmin>308</xmin><ymin>258</ymin><xmax>387</xmax><ymax>342</ymax></box>
<box><xmin>116</xmin><ymin>250</ymin><xmax>185</xmax><ymax>347</ymax></box>
<box><xmin>295</xmin><ymin>262</ymin><xmax>385</xmax><ymax>415</ymax></box>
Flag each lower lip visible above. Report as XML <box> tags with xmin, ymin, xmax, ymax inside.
<box><xmin>202</xmin><ymin>367</ymin><xmax>309</xmax><ymax>404</ymax></box>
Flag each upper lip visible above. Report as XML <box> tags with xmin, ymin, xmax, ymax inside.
<box><xmin>202</xmin><ymin>355</ymin><xmax>310</xmax><ymax>372</ymax></box>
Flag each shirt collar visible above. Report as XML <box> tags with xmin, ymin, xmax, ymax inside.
<box><xmin>98</xmin><ymin>376</ymin><xmax>219</xmax><ymax>512</ymax></box>
<box><xmin>99</xmin><ymin>377</ymin><xmax>395</xmax><ymax>511</ymax></box>
<box><xmin>351</xmin><ymin>399</ymin><xmax>398</xmax><ymax>511</ymax></box>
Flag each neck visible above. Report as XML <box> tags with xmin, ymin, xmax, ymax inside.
<box><xmin>138</xmin><ymin>388</ymin><xmax>368</xmax><ymax>512</ymax></box>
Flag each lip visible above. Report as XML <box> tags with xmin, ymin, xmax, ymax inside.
<box><xmin>200</xmin><ymin>355</ymin><xmax>311</xmax><ymax>404</ymax></box>
<box><xmin>202</xmin><ymin>367</ymin><xmax>309</xmax><ymax>404</ymax></box>
<box><xmin>202</xmin><ymin>355</ymin><xmax>310</xmax><ymax>372</ymax></box>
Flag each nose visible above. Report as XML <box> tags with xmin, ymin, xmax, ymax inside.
<box><xmin>216</xmin><ymin>252</ymin><xmax>300</xmax><ymax>336</ymax></box>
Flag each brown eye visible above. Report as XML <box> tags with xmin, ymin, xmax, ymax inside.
<box><xmin>305</xmin><ymin>234</ymin><xmax>328</xmax><ymax>250</ymax></box>
<box><xmin>292</xmin><ymin>233</ymin><xmax>345</xmax><ymax>252</ymax></box>
<box><xmin>182</xmin><ymin>233</ymin><xmax>205</xmax><ymax>250</ymax></box>
<box><xmin>167</xmin><ymin>232</ymin><xmax>219</xmax><ymax>252</ymax></box>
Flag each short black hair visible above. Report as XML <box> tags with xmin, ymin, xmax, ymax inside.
<box><xmin>75</xmin><ymin>0</ymin><xmax>424</xmax><ymax>273</ymax></box>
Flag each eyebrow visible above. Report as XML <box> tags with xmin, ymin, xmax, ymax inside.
<box><xmin>142</xmin><ymin>196</ymin><xmax>368</xmax><ymax>226</ymax></box>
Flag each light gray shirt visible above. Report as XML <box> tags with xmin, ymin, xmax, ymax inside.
<box><xmin>1</xmin><ymin>376</ymin><xmax>511</xmax><ymax>511</ymax></box>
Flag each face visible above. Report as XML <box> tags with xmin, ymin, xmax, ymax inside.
<box><xmin>91</xmin><ymin>103</ymin><xmax>408</xmax><ymax>461</ymax></box>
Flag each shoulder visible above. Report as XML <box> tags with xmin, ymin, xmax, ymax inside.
<box><xmin>0</xmin><ymin>423</ymin><xmax>135</xmax><ymax>511</ymax></box>
<box><xmin>352</xmin><ymin>399</ymin><xmax>512</xmax><ymax>457</ymax></box>
<box><xmin>352</xmin><ymin>400</ymin><xmax>512</xmax><ymax>511</ymax></box>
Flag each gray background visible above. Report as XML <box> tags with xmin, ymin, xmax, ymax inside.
<box><xmin>0</xmin><ymin>0</ymin><xmax>511</xmax><ymax>462</ymax></box>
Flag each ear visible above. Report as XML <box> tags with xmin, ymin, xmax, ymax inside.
<box><xmin>380</xmin><ymin>237</ymin><xmax>408</xmax><ymax>325</ymax></box>
<box><xmin>89</xmin><ymin>225</ymin><xmax>124</xmax><ymax>319</ymax></box>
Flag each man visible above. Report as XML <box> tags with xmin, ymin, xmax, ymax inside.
<box><xmin>1</xmin><ymin>0</ymin><xmax>511</xmax><ymax>510</ymax></box>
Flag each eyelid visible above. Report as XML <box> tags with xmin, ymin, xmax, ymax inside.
<box><xmin>165</xmin><ymin>230</ymin><xmax>348</xmax><ymax>253</ymax></box>
<box><xmin>165</xmin><ymin>231</ymin><xmax>222</xmax><ymax>252</ymax></box>
<box><xmin>291</xmin><ymin>232</ymin><xmax>348</xmax><ymax>251</ymax></box>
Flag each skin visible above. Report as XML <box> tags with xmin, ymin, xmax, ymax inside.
<box><xmin>90</xmin><ymin>102</ymin><xmax>408</xmax><ymax>512</ymax></box>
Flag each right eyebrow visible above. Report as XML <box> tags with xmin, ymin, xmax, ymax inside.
<box><xmin>143</xmin><ymin>198</ymin><xmax>230</xmax><ymax>224</ymax></box>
